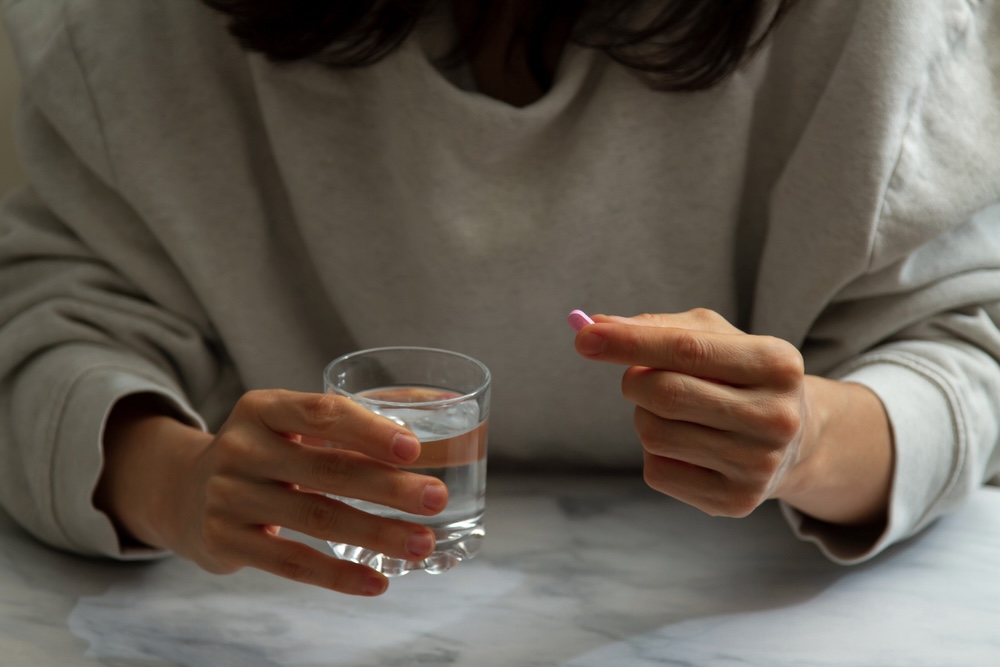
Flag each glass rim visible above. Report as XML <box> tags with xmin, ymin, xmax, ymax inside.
<box><xmin>323</xmin><ymin>346</ymin><xmax>491</xmax><ymax>408</ymax></box>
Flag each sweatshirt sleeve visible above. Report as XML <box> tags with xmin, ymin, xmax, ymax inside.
<box><xmin>776</xmin><ymin>1</ymin><xmax>1000</xmax><ymax>563</ymax></box>
<box><xmin>783</xmin><ymin>305</ymin><xmax>1000</xmax><ymax>564</ymax></box>
<box><xmin>0</xmin><ymin>3</ymin><xmax>240</xmax><ymax>558</ymax></box>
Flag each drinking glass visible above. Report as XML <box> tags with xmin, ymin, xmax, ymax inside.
<box><xmin>323</xmin><ymin>346</ymin><xmax>490</xmax><ymax>576</ymax></box>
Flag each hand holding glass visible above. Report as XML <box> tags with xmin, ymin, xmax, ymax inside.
<box><xmin>323</xmin><ymin>347</ymin><xmax>490</xmax><ymax>576</ymax></box>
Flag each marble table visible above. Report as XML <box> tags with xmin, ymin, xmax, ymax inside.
<box><xmin>1</xmin><ymin>472</ymin><xmax>998</xmax><ymax>666</ymax></box>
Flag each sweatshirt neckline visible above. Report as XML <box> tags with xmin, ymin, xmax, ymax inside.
<box><xmin>402</xmin><ymin>30</ymin><xmax>600</xmax><ymax>119</ymax></box>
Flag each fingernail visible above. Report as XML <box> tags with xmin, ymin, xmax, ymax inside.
<box><xmin>578</xmin><ymin>331</ymin><xmax>606</xmax><ymax>356</ymax></box>
<box><xmin>391</xmin><ymin>433</ymin><xmax>420</xmax><ymax>461</ymax></box>
<box><xmin>422</xmin><ymin>483</ymin><xmax>448</xmax><ymax>510</ymax></box>
<box><xmin>363</xmin><ymin>575</ymin><xmax>387</xmax><ymax>596</ymax></box>
<box><xmin>406</xmin><ymin>531</ymin><xmax>435</xmax><ymax>557</ymax></box>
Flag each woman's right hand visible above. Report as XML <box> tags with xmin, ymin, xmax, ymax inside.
<box><xmin>95</xmin><ymin>390</ymin><xmax>448</xmax><ymax>596</ymax></box>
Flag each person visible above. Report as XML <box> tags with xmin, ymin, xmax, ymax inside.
<box><xmin>1</xmin><ymin>0</ymin><xmax>998</xmax><ymax>597</ymax></box>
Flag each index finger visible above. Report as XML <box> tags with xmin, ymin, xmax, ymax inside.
<box><xmin>238</xmin><ymin>390</ymin><xmax>421</xmax><ymax>465</ymax></box>
<box><xmin>575</xmin><ymin>323</ymin><xmax>800</xmax><ymax>387</ymax></box>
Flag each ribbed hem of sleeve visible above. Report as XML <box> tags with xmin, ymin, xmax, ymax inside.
<box><xmin>52</xmin><ymin>361</ymin><xmax>206</xmax><ymax>560</ymax></box>
<box><xmin>780</xmin><ymin>357</ymin><xmax>961</xmax><ymax>564</ymax></box>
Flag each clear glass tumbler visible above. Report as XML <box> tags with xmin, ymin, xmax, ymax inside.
<box><xmin>323</xmin><ymin>346</ymin><xmax>490</xmax><ymax>576</ymax></box>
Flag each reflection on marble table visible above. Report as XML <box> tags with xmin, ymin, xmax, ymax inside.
<box><xmin>1</xmin><ymin>472</ymin><xmax>998</xmax><ymax>667</ymax></box>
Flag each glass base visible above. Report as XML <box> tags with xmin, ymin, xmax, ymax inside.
<box><xmin>328</xmin><ymin>519</ymin><xmax>484</xmax><ymax>577</ymax></box>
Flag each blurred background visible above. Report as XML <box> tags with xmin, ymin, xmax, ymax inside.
<box><xmin>1</xmin><ymin>23</ymin><xmax>25</xmax><ymax>197</ymax></box>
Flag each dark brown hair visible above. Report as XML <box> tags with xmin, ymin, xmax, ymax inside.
<box><xmin>200</xmin><ymin>0</ymin><xmax>796</xmax><ymax>92</ymax></box>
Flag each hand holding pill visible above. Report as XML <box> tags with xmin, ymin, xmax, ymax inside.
<box><xmin>565</xmin><ymin>308</ymin><xmax>853</xmax><ymax>523</ymax></box>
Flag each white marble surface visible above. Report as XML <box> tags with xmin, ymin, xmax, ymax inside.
<box><xmin>1</xmin><ymin>472</ymin><xmax>998</xmax><ymax>666</ymax></box>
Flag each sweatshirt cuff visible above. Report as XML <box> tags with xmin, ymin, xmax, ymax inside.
<box><xmin>53</xmin><ymin>362</ymin><xmax>206</xmax><ymax>560</ymax></box>
<box><xmin>781</xmin><ymin>357</ymin><xmax>960</xmax><ymax>564</ymax></box>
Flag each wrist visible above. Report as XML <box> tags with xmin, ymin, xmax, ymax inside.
<box><xmin>777</xmin><ymin>376</ymin><xmax>894</xmax><ymax>527</ymax></box>
<box><xmin>95</xmin><ymin>394</ymin><xmax>210</xmax><ymax>551</ymax></box>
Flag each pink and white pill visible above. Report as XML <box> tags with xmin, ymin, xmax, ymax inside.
<box><xmin>567</xmin><ymin>309</ymin><xmax>595</xmax><ymax>332</ymax></box>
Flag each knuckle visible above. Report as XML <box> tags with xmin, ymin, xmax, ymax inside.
<box><xmin>641</xmin><ymin>452</ymin><xmax>673</xmax><ymax>492</ymax></box>
<box><xmin>617</xmin><ymin>327</ymin><xmax>645</xmax><ymax>360</ymax></box>
<box><xmin>759</xmin><ymin>337</ymin><xmax>804</xmax><ymax>387</ymax></box>
<box><xmin>762</xmin><ymin>401</ymin><xmax>802</xmax><ymax>441</ymax></box>
<box><xmin>725</xmin><ymin>499</ymin><xmax>759</xmax><ymax>519</ymax></box>
<box><xmin>651</xmin><ymin>377</ymin><xmax>686</xmax><ymax>418</ymax></box>
<box><xmin>633</xmin><ymin>408</ymin><xmax>666</xmax><ymax>451</ymax></box>
<box><xmin>320</xmin><ymin>565</ymin><xmax>357</xmax><ymax>594</ymax></box>
<box><xmin>235</xmin><ymin>388</ymin><xmax>272</xmax><ymax>417</ymax></box>
<box><xmin>300</xmin><ymin>496</ymin><xmax>340</xmax><ymax>534</ymax></box>
<box><xmin>273</xmin><ymin>547</ymin><xmax>314</xmax><ymax>583</ymax></box>
<box><xmin>302</xmin><ymin>393</ymin><xmax>350</xmax><ymax>430</ymax></box>
<box><xmin>672</xmin><ymin>331</ymin><xmax>711</xmax><ymax>371</ymax></box>
<box><xmin>385</xmin><ymin>474</ymin><xmax>416</xmax><ymax>508</ymax></box>
<box><xmin>370</xmin><ymin>521</ymin><xmax>395</xmax><ymax>553</ymax></box>
<box><xmin>687</xmin><ymin>307</ymin><xmax>718</xmax><ymax>323</ymax></box>
<box><xmin>716</xmin><ymin>489</ymin><xmax>763</xmax><ymax>518</ymax></box>
<box><xmin>746</xmin><ymin>448</ymin><xmax>784</xmax><ymax>483</ymax></box>
<box><xmin>314</xmin><ymin>450</ymin><xmax>359</xmax><ymax>485</ymax></box>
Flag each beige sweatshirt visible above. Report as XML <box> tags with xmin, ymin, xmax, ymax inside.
<box><xmin>2</xmin><ymin>0</ymin><xmax>999</xmax><ymax>564</ymax></box>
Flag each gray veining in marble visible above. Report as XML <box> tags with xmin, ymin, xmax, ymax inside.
<box><xmin>1</xmin><ymin>473</ymin><xmax>998</xmax><ymax>666</ymax></box>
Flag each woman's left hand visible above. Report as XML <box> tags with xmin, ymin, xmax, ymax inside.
<box><xmin>574</xmin><ymin>309</ymin><xmax>887</xmax><ymax>522</ymax></box>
